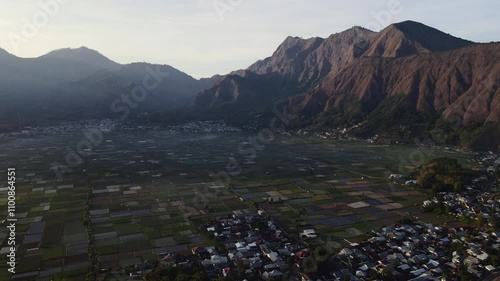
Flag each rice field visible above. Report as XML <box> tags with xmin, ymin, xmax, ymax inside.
<box><xmin>0</xmin><ymin>130</ymin><xmax>471</xmax><ymax>280</ymax></box>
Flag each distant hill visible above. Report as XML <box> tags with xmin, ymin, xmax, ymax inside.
<box><xmin>0</xmin><ymin>47</ymin><xmax>216</xmax><ymax>126</ymax></box>
<box><xmin>0</xmin><ymin>47</ymin><xmax>120</xmax><ymax>93</ymax></box>
<box><xmin>40</xmin><ymin>46</ymin><xmax>120</xmax><ymax>69</ymax></box>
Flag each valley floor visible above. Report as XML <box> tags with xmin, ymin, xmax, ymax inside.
<box><xmin>0</xmin><ymin>128</ymin><xmax>490</xmax><ymax>281</ymax></box>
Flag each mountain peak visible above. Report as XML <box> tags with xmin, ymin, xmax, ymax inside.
<box><xmin>350</xmin><ymin>25</ymin><xmax>374</xmax><ymax>32</ymax></box>
<box><xmin>41</xmin><ymin>46</ymin><xmax>120</xmax><ymax>68</ymax></box>
<box><xmin>0</xmin><ymin>47</ymin><xmax>14</xmax><ymax>58</ymax></box>
<box><xmin>363</xmin><ymin>20</ymin><xmax>475</xmax><ymax>57</ymax></box>
<box><xmin>387</xmin><ymin>20</ymin><xmax>451</xmax><ymax>38</ymax></box>
<box><xmin>327</xmin><ymin>25</ymin><xmax>376</xmax><ymax>43</ymax></box>
<box><xmin>391</xmin><ymin>20</ymin><xmax>427</xmax><ymax>29</ymax></box>
<box><xmin>43</xmin><ymin>46</ymin><xmax>102</xmax><ymax>58</ymax></box>
<box><xmin>0</xmin><ymin>47</ymin><xmax>9</xmax><ymax>55</ymax></box>
<box><xmin>280</xmin><ymin>36</ymin><xmax>325</xmax><ymax>48</ymax></box>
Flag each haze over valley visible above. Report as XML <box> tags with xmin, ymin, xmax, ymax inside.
<box><xmin>1</xmin><ymin>21</ymin><xmax>499</xmax><ymax>150</ymax></box>
<box><xmin>0</xmin><ymin>3</ymin><xmax>499</xmax><ymax>281</ymax></box>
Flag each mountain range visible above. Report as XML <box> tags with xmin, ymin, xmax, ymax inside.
<box><xmin>0</xmin><ymin>47</ymin><xmax>216</xmax><ymax>128</ymax></box>
<box><xmin>0</xmin><ymin>20</ymin><xmax>499</xmax><ymax>150</ymax></box>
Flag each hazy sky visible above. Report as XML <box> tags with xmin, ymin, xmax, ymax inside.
<box><xmin>0</xmin><ymin>0</ymin><xmax>498</xmax><ymax>78</ymax></box>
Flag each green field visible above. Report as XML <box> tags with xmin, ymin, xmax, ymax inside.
<box><xmin>0</xmin><ymin>130</ymin><xmax>473</xmax><ymax>280</ymax></box>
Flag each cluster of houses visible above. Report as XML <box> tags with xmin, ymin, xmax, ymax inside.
<box><xmin>193</xmin><ymin>214</ymin><xmax>308</xmax><ymax>279</ymax></box>
<box><xmin>327</xmin><ymin>222</ymin><xmax>498</xmax><ymax>281</ymax></box>
<box><xmin>127</xmin><ymin>213</ymin><xmax>317</xmax><ymax>280</ymax></box>
<box><xmin>15</xmin><ymin>119</ymin><xmax>119</xmax><ymax>136</ymax></box>
<box><xmin>472</xmin><ymin>152</ymin><xmax>500</xmax><ymax>172</ymax></box>
<box><xmin>132</xmin><ymin>219</ymin><xmax>500</xmax><ymax>280</ymax></box>
<box><xmin>387</xmin><ymin>174</ymin><xmax>419</xmax><ymax>186</ymax></box>
<box><xmin>163</xmin><ymin>120</ymin><xmax>241</xmax><ymax>134</ymax></box>
<box><xmin>12</xmin><ymin>119</ymin><xmax>241</xmax><ymax>138</ymax></box>
<box><xmin>426</xmin><ymin>190</ymin><xmax>500</xmax><ymax>225</ymax></box>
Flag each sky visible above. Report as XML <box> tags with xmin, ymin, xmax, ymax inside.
<box><xmin>0</xmin><ymin>0</ymin><xmax>498</xmax><ymax>78</ymax></box>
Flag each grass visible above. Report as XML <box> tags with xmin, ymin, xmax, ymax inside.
<box><xmin>174</xmin><ymin>234</ymin><xmax>190</xmax><ymax>244</ymax></box>
<box><xmin>152</xmin><ymin>237</ymin><xmax>176</xmax><ymax>248</ymax></box>
<box><xmin>95</xmin><ymin>237</ymin><xmax>121</xmax><ymax>247</ymax></box>
<box><xmin>64</xmin><ymin>220</ymin><xmax>85</xmax><ymax>235</ymax></box>
<box><xmin>43</xmin><ymin>245</ymin><xmax>65</xmax><ymax>260</ymax></box>
<box><xmin>119</xmin><ymin>240</ymin><xmax>150</xmax><ymax>253</ymax></box>
<box><xmin>114</xmin><ymin>223</ymin><xmax>140</xmax><ymax>236</ymax></box>
<box><xmin>58</xmin><ymin>267</ymin><xmax>89</xmax><ymax>279</ymax></box>
<box><xmin>97</xmin><ymin>244</ymin><xmax>120</xmax><ymax>256</ymax></box>
<box><xmin>143</xmin><ymin>229</ymin><xmax>161</xmax><ymax>240</ymax></box>
<box><xmin>0</xmin><ymin>267</ymin><xmax>10</xmax><ymax>281</ymax></box>
<box><xmin>41</xmin><ymin>222</ymin><xmax>64</xmax><ymax>245</ymax></box>
<box><xmin>15</xmin><ymin>257</ymin><xmax>41</xmax><ymax>273</ymax></box>
<box><xmin>63</xmin><ymin>233</ymin><xmax>86</xmax><ymax>244</ymax></box>
<box><xmin>347</xmin><ymin>234</ymin><xmax>371</xmax><ymax>243</ymax></box>
<box><xmin>387</xmin><ymin>194</ymin><xmax>427</xmax><ymax>207</ymax></box>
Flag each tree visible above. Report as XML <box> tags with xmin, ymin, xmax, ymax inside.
<box><xmin>191</xmin><ymin>271</ymin><xmax>207</xmax><ymax>281</ymax></box>
<box><xmin>299</xmin><ymin>208</ymin><xmax>308</xmax><ymax>218</ymax></box>
<box><xmin>432</xmin><ymin>182</ymin><xmax>444</xmax><ymax>194</ymax></box>
<box><xmin>477</xmin><ymin>213</ymin><xmax>486</xmax><ymax>227</ymax></box>
<box><xmin>252</xmin><ymin>201</ymin><xmax>259</xmax><ymax>209</ymax></box>
<box><xmin>174</xmin><ymin>272</ymin><xmax>188</xmax><ymax>281</ymax></box>
<box><xmin>382</xmin><ymin>265</ymin><xmax>394</xmax><ymax>278</ymax></box>
<box><xmin>290</xmin><ymin>217</ymin><xmax>299</xmax><ymax>238</ymax></box>
<box><xmin>432</xmin><ymin>203</ymin><xmax>444</xmax><ymax>215</ymax></box>
<box><xmin>145</xmin><ymin>264</ymin><xmax>208</xmax><ymax>281</ymax></box>
<box><xmin>416</xmin><ymin>157</ymin><xmax>480</xmax><ymax>195</ymax></box>
<box><xmin>491</xmin><ymin>215</ymin><xmax>500</xmax><ymax>231</ymax></box>
<box><xmin>302</xmin><ymin>257</ymin><xmax>318</xmax><ymax>274</ymax></box>
<box><xmin>458</xmin><ymin>269</ymin><xmax>472</xmax><ymax>281</ymax></box>
<box><xmin>286</xmin><ymin>256</ymin><xmax>295</xmax><ymax>268</ymax></box>
<box><xmin>237</xmin><ymin>259</ymin><xmax>247</xmax><ymax>272</ymax></box>
<box><xmin>256</xmin><ymin>220</ymin><xmax>269</xmax><ymax>233</ymax></box>
<box><xmin>418</xmin><ymin>172</ymin><xmax>435</xmax><ymax>188</ymax></box>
